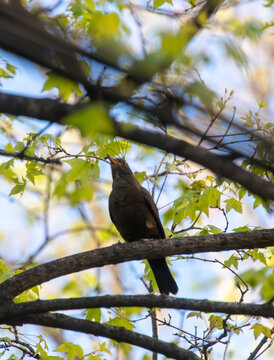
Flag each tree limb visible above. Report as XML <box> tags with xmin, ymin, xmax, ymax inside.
<box><xmin>0</xmin><ymin>149</ymin><xmax>61</xmax><ymax>164</ymax></box>
<box><xmin>5</xmin><ymin>312</ymin><xmax>200</xmax><ymax>360</ymax></box>
<box><xmin>0</xmin><ymin>228</ymin><xmax>273</xmax><ymax>300</ymax></box>
<box><xmin>0</xmin><ymin>93</ymin><xmax>75</xmax><ymax>121</ymax></box>
<box><xmin>0</xmin><ymin>295</ymin><xmax>273</xmax><ymax>320</ymax></box>
<box><xmin>115</xmin><ymin>123</ymin><xmax>274</xmax><ymax>201</ymax></box>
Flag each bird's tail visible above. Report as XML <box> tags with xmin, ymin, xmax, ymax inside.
<box><xmin>148</xmin><ymin>258</ymin><xmax>178</xmax><ymax>295</ymax></box>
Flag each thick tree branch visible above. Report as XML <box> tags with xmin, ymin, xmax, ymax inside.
<box><xmin>116</xmin><ymin>124</ymin><xmax>274</xmax><ymax>201</ymax></box>
<box><xmin>0</xmin><ymin>295</ymin><xmax>273</xmax><ymax>320</ymax></box>
<box><xmin>0</xmin><ymin>229</ymin><xmax>273</xmax><ymax>300</ymax></box>
<box><xmin>5</xmin><ymin>312</ymin><xmax>200</xmax><ymax>360</ymax></box>
<box><xmin>0</xmin><ymin>93</ymin><xmax>273</xmax><ymax>200</ymax></box>
<box><xmin>0</xmin><ymin>93</ymin><xmax>74</xmax><ymax>121</ymax></box>
<box><xmin>0</xmin><ymin>0</ymin><xmax>223</xmax><ymax>85</ymax></box>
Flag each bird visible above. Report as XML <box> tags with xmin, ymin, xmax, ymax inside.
<box><xmin>106</xmin><ymin>154</ymin><xmax>178</xmax><ymax>295</ymax></box>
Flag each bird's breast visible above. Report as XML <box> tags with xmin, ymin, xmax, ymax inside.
<box><xmin>109</xmin><ymin>186</ymin><xmax>158</xmax><ymax>242</ymax></box>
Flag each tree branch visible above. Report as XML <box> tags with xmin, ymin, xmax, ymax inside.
<box><xmin>0</xmin><ymin>149</ymin><xmax>61</xmax><ymax>165</ymax></box>
<box><xmin>0</xmin><ymin>295</ymin><xmax>273</xmax><ymax>320</ymax></box>
<box><xmin>5</xmin><ymin>312</ymin><xmax>200</xmax><ymax>360</ymax></box>
<box><xmin>115</xmin><ymin>124</ymin><xmax>274</xmax><ymax>201</ymax></box>
<box><xmin>0</xmin><ymin>93</ymin><xmax>75</xmax><ymax>121</ymax></box>
<box><xmin>0</xmin><ymin>228</ymin><xmax>273</xmax><ymax>300</ymax></box>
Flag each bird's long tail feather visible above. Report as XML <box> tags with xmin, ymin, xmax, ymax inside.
<box><xmin>148</xmin><ymin>258</ymin><xmax>178</xmax><ymax>295</ymax></box>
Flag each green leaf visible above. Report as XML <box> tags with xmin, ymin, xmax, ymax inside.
<box><xmin>98</xmin><ymin>342</ymin><xmax>112</xmax><ymax>355</ymax></box>
<box><xmin>4</xmin><ymin>143</ymin><xmax>14</xmax><ymax>153</ymax></box>
<box><xmin>252</xmin><ymin>323</ymin><xmax>272</xmax><ymax>340</ymax></box>
<box><xmin>96</xmin><ymin>138</ymin><xmax>130</xmax><ymax>158</ymax></box>
<box><xmin>199</xmin><ymin>187</ymin><xmax>222</xmax><ymax>215</ymax></box>
<box><xmin>88</xmin><ymin>12</ymin><xmax>121</xmax><ymax>40</ymax></box>
<box><xmin>89</xmin><ymin>162</ymin><xmax>100</xmax><ymax>179</ymax></box>
<box><xmin>208</xmin><ymin>314</ymin><xmax>224</xmax><ymax>330</ymax></box>
<box><xmin>70</xmin><ymin>186</ymin><xmax>93</xmax><ymax>205</ymax></box>
<box><xmin>224</xmin><ymin>254</ymin><xmax>239</xmax><ymax>270</ymax></box>
<box><xmin>0</xmin><ymin>259</ymin><xmax>8</xmax><ymax>275</ymax></box>
<box><xmin>64</xmin><ymin>102</ymin><xmax>115</xmax><ymax>137</ymax></box>
<box><xmin>207</xmin><ymin>225</ymin><xmax>222</xmax><ymax>234</ymax></box>
<box><xmin>5</xmin><ymin>63</ymin><xmax>17</xmax><ymax>75</ymax></box>
<box><xmin>225</xmin><ymin>198</ymin><xmax>242</xmax><ymax>213</ymax></box>
<box><xmin>241</xmin><ymin>267</ymin><xmax>274</xmax><ymax>301</ymax></box>
<box><xmin>221</xmin><ymin>38</ymin><xmax>248</xmax><ymax>66</ymax></box>
<box><xmin>55</xmin><ymin>342</ymin><xmax>83</xmax><ymax>360</ymax></box>
<box><xmin>185</xmin><ymin>81</ymin><xmax>217</xmax><ymax>110</ymax></box>
<box><xmin>42</xmin><ymin>71</ymin><xmax>82</xmax><ymax>101</ymax></box>
<box><xmin>135</xmin><ymin>171</ymin><xmax>146</xmax><ymax>183</ymax></box>
<box><xmin>143</xmin><ymin>259</ymin><xmax>159</xmax><ymax>293</ymax></box>
<box><xmin>153</xmin><ymin>0</ymin><xmax>172</xmax><ymax>10</ymax></box>
<box><xmin>14</xmin><ymin>141</ymin><xmax>25</xmax><ymax>152</ymax></box>
<box><xmin>246</xmin><ymin>249</ymin><xmax>267</xmax><ymax>265</ymax></box>
<box><xmin>264</xmin><ymin>0</ymin><xmax>274</xmax><ymax>7</ymax></box>
<box><xmin>233</xmin><ymin>226</ymin><xmax>251</xmax><ymax>232</ymax></box>
<box><xmin>107</xmin><ymin>316</ymin><xmax>134</xmax><ymax>331</ymax></box>
<box><xmin>257</xmin><ymin>101</ymin><xmax>269</xmax><ymax>108</ymax></box>
<box><xmin>9</xmin><ymin>183</ymin><xmax>26</xmax><ymax>196</ymax></box>
<box><xmin>85</xmin><ymin>308</ymin><xmax>101</xmax><ymax>322</ymax></box>
<box><xmin>66</xmin><ymin>158</ymin><xmax>90</xmax><ymax>186</ymax></box>
<box><xmin>238</xmin><ymin>187</ymin><xmax>246</xmax><ymax>200</ymax></box>
<box><xmin>187</xmin><ymin>311</ymin><xmax>203</xmax><ymax>319</ymax></box>
<box><xmin>26</xmin><ymin>161</ymin><xmax>44</xmax><ymax>185</ymax></box>
<box><xmin>14</xmin><ymin>287</ymin><xmax>40</xmax><ymax>303</ymax></box>
<box><xmin>0</xmin><ymin>159</ymin><xmax>14</xmax><ymax>171</ymax></box>
<box><xmin>0</xmin><ymin>68</ymin><xmax>13</xmax><ymax>78</ymax></box>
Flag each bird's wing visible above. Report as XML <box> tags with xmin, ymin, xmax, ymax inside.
<box><xmin>108</xmin><ymin>191</ymin><xmax>117</xmax><ymax>226</ymax></box>
<box><xmin>141</xmin><ymin>187</ymin><xmax>166</xmax><ymax>239</ymax></box>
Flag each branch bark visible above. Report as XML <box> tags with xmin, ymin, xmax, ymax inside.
<box><xmin>115</xmin><ymin>124</ymin><xmax>274</xmax><ymax>201</ymax></box>
<box><xmin>0</xmin><ymin>229</ymin><xmax>273</xmax><ymax>300</ymax></box>
<box><xmin>1</xmin><ymin>295</ymin><xmax>273</xmax><ymax>320</ymax></box>
<box><xmin>5</xmin><ymin>312</ymin><xmax>200</xmax><ymax>360</ymax></box>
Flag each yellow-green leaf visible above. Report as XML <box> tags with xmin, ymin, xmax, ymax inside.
<box><xmin>225</xmin><ymin>198</ymin><xmax>243</xmax><ymax>213</ymax></box>
<box><xmin>42</xmin><ymin>71</ymin><xmax>82</xmax><ymax>101</ymax></box>
<box><xmin>64</xmin><ymin>103</ymin><xmax>115</xmax><ymax>137</ymax></box>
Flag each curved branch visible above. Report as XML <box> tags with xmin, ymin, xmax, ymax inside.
<box><xmin>0</xmin><ymin>228</ymin><xmax>273</xmax><ymax>300</ymax></box>
<box><xmin>1</xmin><ymin>295</ymin><xmax>273</xmax><ymax>320</ymax></box>
<box><xmin>116</xmin><ymin>124</ymin><xmax>274</xmax><ymax>201</ymax></box>
<box><xmin>6</xmin><ymin>312</ymin><xmax>200</xmax><ymax>360</ymax></box>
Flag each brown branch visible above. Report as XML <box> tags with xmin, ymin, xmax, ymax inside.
<box><xmin>0</xmin><ymin>93</ymin><xmax>74</xmax><ymax>122</ymax></box>
<box><xmin>116</xmin><ymin>124</ymin><xmax>274</xmax><ymax>200</ymax></box>
<box><xmin>0</xmin><ymin>149</ymin><xmax>61</xmax><ymax>165</ymax></box>
<box><xmin>0</xmin><ymin>295</ymin><xmax>273</xmax><ymax>321</ymax></box>
<box><xmin>0</xmin><ymin>228</ymin><xmax>273</xmax><ymax>300</ymax></box>
<box><xmin>5</xmin><ymin>312</ymin><xmax>200</xmax><ymax>360</ymax></box>
<box><xmin>0</xmin><ymin>0</ymin><xmax>223</xmax><ymax>101</ymax></box>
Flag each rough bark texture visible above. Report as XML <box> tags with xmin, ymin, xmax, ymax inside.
<box><xmin>0</xmin><ymin>295</ymin><xmax>273</xmax><ymax>320</ymax></box>
<box><xmin>6</xmin><ymin>313</ymin><xmax>200</xmax><ymax>360</ymax></box>
<box><xmin>0</xmin><ymin>229</ymin><xmax>273</xmax><ymax>300</ymax></box>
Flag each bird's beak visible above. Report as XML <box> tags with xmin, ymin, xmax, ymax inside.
<box><xmin>106</xmin><ymin>154</ymin><xmax>121</xmax><ymax>166</ymax></box>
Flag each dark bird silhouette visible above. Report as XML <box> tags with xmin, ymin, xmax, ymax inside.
<box><xmin>106</xmin><ymin>154</ymin><xmax>178</xmax><ymax>295</ymax></box>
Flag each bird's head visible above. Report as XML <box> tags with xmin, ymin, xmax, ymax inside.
<box><xmin>106</xmin><ymin>154</ymin><xmax>137</xmax><ymax>186</ymax></box>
